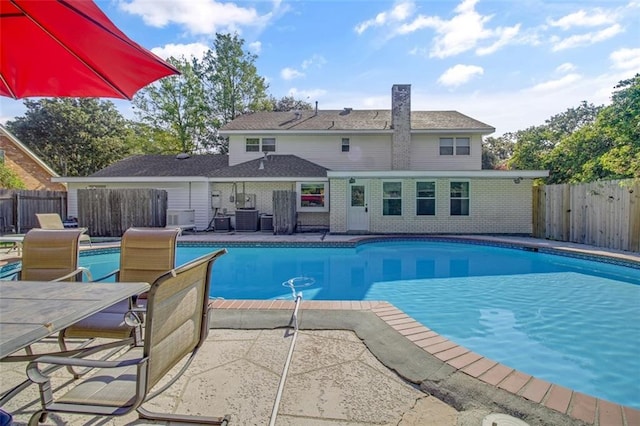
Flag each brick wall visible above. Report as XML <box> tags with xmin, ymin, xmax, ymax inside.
<box><xmin>330</xmin><ymin>177</ymin><xmax>533</xmax><ymax>234</ymax></box>
<box><xmin>0</xmin><ymin>135</ymin><xmax>65</xmax><ymax>191</ymax></box>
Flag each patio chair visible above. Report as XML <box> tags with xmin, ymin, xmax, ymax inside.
<box><xmin>58</xmin><ymin>227</ymin><xmax>181</xmax><ymax>374</ymax></box>
<box><xmin>26</xmin><ymin>249</ymin><xmax>230</xmax><ymax>426</ymax></box>
<box><xmin>2</xmin><ymin>229</ymin><xmax>92</xmax><ymax>358</ymax></box>
<box><xmin>35</xmin><ymin>213</ymin><xmax>92</xmax><ymax>246</ymax></box>
<box><xmin>15</xmin><ymin>228</ymin><xmax>91</xmax><ymax>282</ymax></box>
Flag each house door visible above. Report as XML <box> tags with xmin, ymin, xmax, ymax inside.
<box><xmin>348</xmin><ymin>180</ymin><xmax>369</xmax><ymax>232</ymax></box>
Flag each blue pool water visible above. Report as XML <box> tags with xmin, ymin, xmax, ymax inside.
<box><xmin>80</xmin><ymin>240</ymin><xmax>640</xmax><ymax>409</ymax></box>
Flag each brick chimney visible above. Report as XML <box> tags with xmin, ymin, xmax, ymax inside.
<box><xmin>391</xmin><ymin>84</ymin><xmax>411</xmax><ymax>170</ymax></box>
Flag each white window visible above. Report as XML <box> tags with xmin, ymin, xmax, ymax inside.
<box><xmin>297</xmin><ymin>182</ymin><xmax>328</xmax><ymax>212</ymax></box>
<box><xmin>246</xmin><ymin>138</ymin><xmax>259</xmax><ymax>152</ymax></box>
<box><xmin>416</xmin><ymin>181</ymin><xmax>436</xmax><ymax>216</ymax></box>
<box><xmin>262</xmin><ymin>137</ymin><xmax>276</xmax><ymax>152</ymax></box>
<box><xmin>341</xmin><ymin>138</ymin><xmax>350</xmax><ymax>152</ymax></box>
<box><xmin>383</xmin><ymin>181</ymin><xmax>402</xmax><ymax>216</ymax></box>
<box><xmin>450</xmin><ymin>182</ymin><xmax>469</xmax><ymax>216</ymax></box>
<box><xmin>440</xmin><ymin>137</ymin><xmax>470</xmax><ymax>156</ymax></box>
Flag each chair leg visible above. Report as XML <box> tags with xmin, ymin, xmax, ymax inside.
<box><xmin>137</xmin><ymin>408</ymin><xmax>230</xmax><ymax>425</ymax></box>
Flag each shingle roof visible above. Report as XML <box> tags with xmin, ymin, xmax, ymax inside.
<box><xmin>88</xmin><ymin>154</ymin><xmax>327</xmax><ymax>179</ymax></box>
<box><xmin>212</xmin><ymin>155</ymin><xmax>328</xmax><ymax>178</ymax></box>
<box><xmin>219</xmin><ymin>109</ymin><xmax>494</xmax><ymax>132</ymax></box>
<box><xmin>89</xmin><ymin>154</ymin><xmax>229</xmax><ymax>177</ymax></box>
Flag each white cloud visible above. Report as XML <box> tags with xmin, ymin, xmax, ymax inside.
<box><xmin>548</xmin><ymin>9</ymin><xmax>617</xmax><ymax>30</ymax></box>
<box><xmin>119</xmin><ymin>0</ymin><xmax>270</xmax><ymax>35</ymax></box>
<box><xmin>151</xmin><ymin>43</ymin><xmax>210</xmax><ymax>60</ymax></box>
<box><xmin>301</xmin><ymin>54</ymin><xmax>327</xmax><ymax>70</ymax></box>
<box><xmin>397</xmin><ymin>0</ymin><xmax>520</xmax><ymax>58</ymax></box>
<box><xmin>556</xmin><ymin>62</ymin><xmax>577</xmax><ymax>74</ymax></box>
<box><xmin>551</xmin><ymin>24</ymin><xmax>623</xmax><ymax>51</ymax></box>
<box><xmin>280</xmin><ymin>55</ymin><xmax>326</xmax><ymax>82</ymax></box>
<box><xmin>354</xmin><ymin>1</ymin><xmax>415</xmax><ymax>34</ymax></box>
<box><xmin>529</xmin><ymin>74</ymin><xmax>582</xmax><ymax>92</ymax></box>
<box><xmin>476</xmin><ymin>24</ymin><xmax>521</xmax><ymax>56</ymax></box>
<box><xmin>248</xmin><ymin>41</ymin><xmax>262</xmax><ymax>53</ymax></box>
<box><xmin>437</xmin><ymin>64</ymin><xmax>484</xmax><ymax>87</ymax></box>
<box><xmin>610</xmin><ymin>47</ymin><xmax>640</xmax><ymax>70</ymax></box>
<box><xmin>281</xmin><ymin>67</ymin><xmax>304</xmax><ymax>80</ymax></box>
<box><xmin>287</xmin><ymin>87</ymin><xmax>327</xmax><ymax>101</ymax></box>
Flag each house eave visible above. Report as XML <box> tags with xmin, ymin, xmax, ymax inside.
<box><xmin>53</xmin><ymin>176</ymin><xmax>329</xmax><ymax>184</ymax></box>
<box><xmin>52</xmin><ymin>176</ymin><xmax>210</xmax><ymax>183</ymax></box>
<box><xmin>327</xmin><ymin>170</ymin><xmax>549</xmax><ymax>179</ymax></box>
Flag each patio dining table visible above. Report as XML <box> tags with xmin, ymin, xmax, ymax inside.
<box><xmin>0</xmin><ymin>280</ymin><xmax>149</xmax><ymax>359</ymax></box>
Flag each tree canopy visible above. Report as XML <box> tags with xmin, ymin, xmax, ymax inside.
<box><xmin>5</xmin><ymin>98</ymin><xmax>131</xmax><ymax>176</ymax></box>
<box><xmin>483</xmin><ymin>74</ymin><xmax>639</xmax><ymax>183</ymax></box>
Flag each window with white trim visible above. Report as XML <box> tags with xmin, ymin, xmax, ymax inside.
<box><xmin>0</xmin><ymin>149</ymin><xmax>4</xmax><ymax>164</ymax></box>
<box><xmin>383</xmin><ymin>181</ymin><xmax>402</xmax><ymax>216</ymax></box>
<box><xmin>246</xmin><ymin>138</ymin><xmax>259</xmax><ymax>152</ymax></box>
<box><xmin>262</xmin><ymin>137</ymin><xmax>276</xmax><ymax>152</ymax></box>
<box><xmin>450</xmin><ymin>182</ymin><xmax>469</xmax><ymax>216</ymax></box>
<box><xmin>297</xmin><ymin>182</ymin><xmax>328</xmax><ymax>212</ymax></box>
<box><xmin>440</xmin><ymin>137</ymin><xmax>470</xmax><ymax>156</ymax></box>
<box><xmin>341</xmin><ymin>138</ymin><xmax>350</xmax><ymax>152</ymax></box>
<box><xmin>416</xmin><ymin>181</ymin><xmax>435</xmax><ymax>216</ymax></box>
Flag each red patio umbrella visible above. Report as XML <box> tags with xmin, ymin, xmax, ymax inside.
<box><xmin>0</xmin><ymin>0</ymin><xmax>180</xmax><ymax>100</ymax></box>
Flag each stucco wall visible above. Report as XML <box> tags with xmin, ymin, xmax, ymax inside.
<box><xmin>329</xmin><ymin>178</ymin><xmax>533</xmax><ymax>234</ymax></box>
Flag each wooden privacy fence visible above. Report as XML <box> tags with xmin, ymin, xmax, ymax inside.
<box><xmin>78</xmin><ymin>188</ymin><xmax>168</xmax><ymax>237</ymax></box>
<box><xmin>533</xmin><ymin>179</ymin><xmax>640</xmax><ymax>252</ymax></box>
<box><xmin>0</xmin><ymin>189</ymin><xmax>67</xmax><ymax>233</ymax></box>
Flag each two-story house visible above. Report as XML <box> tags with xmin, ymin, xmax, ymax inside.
<box><xmin>55</xmin><ymin>84</ymin><xmax>548</xmax><ymax>234</ymax></box>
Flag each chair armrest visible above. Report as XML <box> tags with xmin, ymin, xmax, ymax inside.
<box><xmin>92</xmin><ymin>269</ymin><xmax>120</xmax><ymax>282</ymax></box>
<box><xmin>26</xmin><ymin>354</ymin><xmax>148</xmax><ymax>405</ymax></box>
<box><xmin>52</xmin><ymin>267</ymin><xmax>94</xmax><ymax>282</ymax></box>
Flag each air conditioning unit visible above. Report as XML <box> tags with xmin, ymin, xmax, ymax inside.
<box><xmin>166</xmin><ymin>209</ymin><xmax>196</xmax><ymax>230</ymax></box>
<box><xmin>236</xmin><ymin>193</ymin><xmax>256</xmax><ymax>209</ymax></box>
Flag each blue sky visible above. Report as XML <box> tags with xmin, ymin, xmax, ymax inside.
<box><xmin>1</xmin><ymin>0</ymin><xmax>639</xmax><ymax>136</ymax></box>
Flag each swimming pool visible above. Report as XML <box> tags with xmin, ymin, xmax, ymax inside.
<box><xmin>79</xmin><ymin>240</ymin><xmax>640</xmax><ymax>409</ymax></box>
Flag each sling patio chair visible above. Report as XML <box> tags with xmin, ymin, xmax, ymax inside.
<box><xmin>9</xmin><ymin>228</ymin><xmax>91</xmax><ymax>282</ymax></box>
<box><xmin>35</xmin><ymin>213</ymin><xmax>92</xmax><ymax>246</ymax></box>
<box><xmin>58</xmin><ymin>227</ymin><xmax>181</xmax><ymax>375</ymax></box>
<box><xmin>0</xmin><ymin>229</ymin><xmax>92</xmax><ymax>362</ymax></box>
<box><xmin>26</xmin><ymin>249</ymin><xmax>229</xmax><ymax>426</ymax></box>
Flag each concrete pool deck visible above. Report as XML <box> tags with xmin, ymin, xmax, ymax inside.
<box><xmin>1</xmin><ymin>233</ymin><xmax>638</xmax><ymax>425</ymax></box>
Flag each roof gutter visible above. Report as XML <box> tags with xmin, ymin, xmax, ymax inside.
<box><xmin>327</xmin><ymin>170</ymin><xmax>549</xmax><ymax>179</ymax></box>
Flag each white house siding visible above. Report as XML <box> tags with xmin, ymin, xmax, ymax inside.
<box><xmin>329</xmin><ymin>178</ymin><xmax>533</xmax><ymax>234</ymax></box>
<box><xmin>409</xmin><ymin>134</ymin><xmax>482</xmax><ymax>171</ymax></box>
<box><xmin>228</xmin><ymin>134</ymin><xmax>392</xmax><ymax>171</ymax></box>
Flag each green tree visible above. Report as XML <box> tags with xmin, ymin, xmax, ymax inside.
<box><xmin>5</xmin><ymin>98</ymin><xmax>130</xmax><ymax>176</ymax></box>
<box><xmin>133</xmin><ymin>56</ymin><xmax>212</xmax><ymax>154</ymax></box>
<box><xmin>270</xmin><ymin>95</ymin><xmax>313</xmax><ymax>112</ymax></box>
<box><xmin>545</xmin><ymin>75</ymin><xmax>639</xmax><ymax>182</ymax></box>
<box><xmin>597</xmin><ymin>74</ymin><xmax>640</xmax><ymax>178</ymax></box>
<box><xmin>0</xmin><ymin>163</ymin><xmax>26</xmax><ymax>189</ymax></box>
<box><xmin>199</xmin><ymin>33</ymin><xmax>270</xmax><ymax>125</ymax></box>
<box><xmin>124</xmin><ymin>122</ymin><xmax>184</xmax><ymax>155</ymax></box>
<box><xmin>482</xmin><ymin>135</ymin><xmax>514</xmax><ymax>169</ymax></box>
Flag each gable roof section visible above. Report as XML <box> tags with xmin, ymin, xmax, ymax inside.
<box><xmin>219</xmin><ymin>110</ymin><xmax>494</xmax><ymax>133</ymax></box>
<box><xmin>89</xmin><ymin>154</ymin><xmax>229</xmax><ymax>178</ymax></box>
<box><xmin>211</xmin><ymin>155</ymin><xmax>328</xmax><ymax>178</ymax></box>
<box><xmin>83</xmin><ymin>154</ymin><xmax>326</xmax><ymax>180</ymax></box>
<box><xmin>0</xmin><ymin>124</ymin><xmax>60</xmax><ymax>178</ymax></box>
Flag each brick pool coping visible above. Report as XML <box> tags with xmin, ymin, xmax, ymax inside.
<box><xmin>208</xmin><ymin>298</ymin><xmax>640</xmax><ymax>426</ymax></box>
